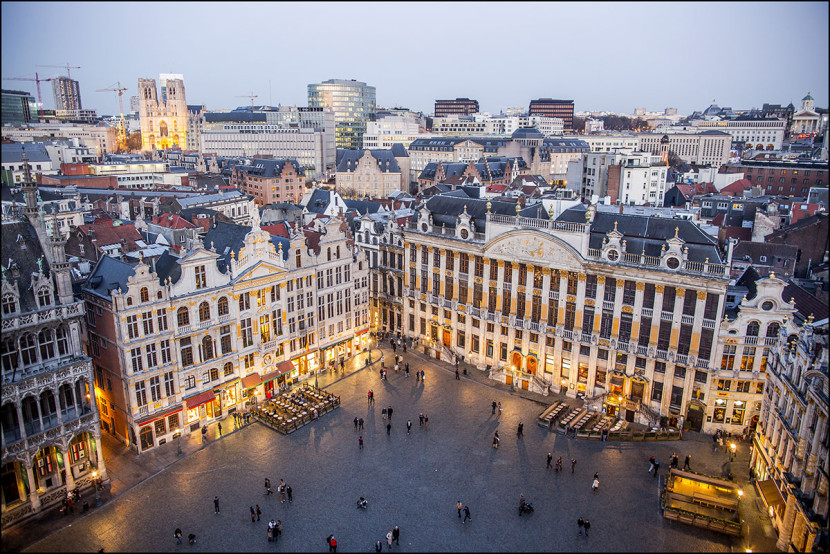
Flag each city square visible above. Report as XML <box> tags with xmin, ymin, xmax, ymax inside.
<box><xmin>21</xmin><ymin>348</ymin><xmax>772</xmax><ymax>553</ymax></box>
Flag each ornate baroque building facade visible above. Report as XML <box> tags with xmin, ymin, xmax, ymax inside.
<box><xmin>1</xmin><ymin>157</ymin><xmax>105</xmax><ymax>528</ymax></box>
<box><xmin>138</xmin><ymin>74</ymin><xmax>188</xmax><ymax>151</ymax></box>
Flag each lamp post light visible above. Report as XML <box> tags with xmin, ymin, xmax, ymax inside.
<box><xmin>730</xmin><ymin>442</ymin><xmax>737</xmax><ymax>462</ymax></box>
<box><xmin>176</xmin><ymin>429</ymin><xmax>182</xmax><ymax>456</ymax></box>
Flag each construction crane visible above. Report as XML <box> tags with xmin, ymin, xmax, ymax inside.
<box><xmin>235</xmin><ymin>92</ymin><xmax>259</xmax><ymax>110</ymax></box>
<box><xmin>96</xmin><ymin>81</ymin><xmax>128</xmax><ymax>149</ymax></box>
<box><xmin>1</xmin><ymin>73</ymin><xmax>52</xmax><ymax>120</ymax></box>
<box><xmin>37</xmin><ymin>63</ymin><xmax>81</xmax><ymax>79</ymax></box>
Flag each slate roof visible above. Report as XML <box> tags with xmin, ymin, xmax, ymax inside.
<box><xmin>236</xmin><ymin>158</ymin><xmax>304</xmax><ymax>179</ymax></box>
<box><xmin>203</xmin><ymin>112</ymin><xmax>267</xmax><ymax>123</ymax></box>
<box><xmin>203</xmin><ymin>221</ymin><xmax>290</xmax><ymax>273</ymax></box>
<box><xmin>783</xmin><ymin>280</ymin><xmax>829</xmax><ymax>323</ymax></box>
<box><xmin>176</xmin><ymin>190</ymin><xmax>249</xmax><ymax>209</ymax></box>
<box><xmin>732</xmin><ymin>242</ymin><xmax>798</xmax><ymax>265</ymax></box>
<box><xmin>305</xmin><ymin>188</ymin><xmax>332</xmax><ymax>214</ymax></box>
<box><xmin>415</xmin><ymin>195</ymin><xmax>547</xmax><ymax>233</ymax></box>
<box><xmin>344</xmin><ymin>199</ymin><xmax>383</xmax><ymax>215</ymax></box>
<box><xmin>84</xmin><ymin>255</ymin><xmax>137</xmax><ymax>300</ymax></box>
<box><xmin>1</xmin><ymin>220</ymin><xmax>50</xmax><ymax>312</ymax></box>
<box><xmin>336</xmin><ymin>150</ymin><xmax>401</xmax><ymax>173</ymax></box>
<box><xmin>557</xmin><ymin>207</ymin><xmax>723</xmax><ymax>263</ymax></box>
<box><xmin>1</xmin><ymin>143</ymin><xmax>52</xmax><ymax>164</ymax></box>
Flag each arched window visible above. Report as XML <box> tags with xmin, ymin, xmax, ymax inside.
<box><xmin>177</xmin><ymin>307</ymin><xmax>190</xmax><ymax>327</ymax></box>
<box><xmin>1</xmin><ymin>293</ymin><xmax>16</xmax><ymax>315</ymax></box>
<box><xmin>199</xmin><ymin>302</ymin><xmax>210</xmax><ymax>322</ymax></box>
<box><xmin>37</xmin><ymin>287</ymin><xmax>51</xmax><ymax>308</ymax></box>
<box><xmin>746</xmin><ymin>321</ymin><xmax>760</xmax><ymax>336</ymax></box>
<box><xmin>202</xmin><ymin>336</ymin><xmax>214</xmax><ymax>361</ymax></box>
<box><xmin>295</xmin><ymin>249</ymin><xmax>302</xmax><ymax>268</ymax></box>
<box><xmin>159</xmin><ymin>121</ymin><xmax>168</xmax><ymax>137</ymax></box>
<box><xmin>1</xmin><ymin>338</ymin><xmax>19</xmax><ymax>372</ymax></box>
<box><xmin>336</xmin><ymin>246</ymin><xmax>340</xmax><ymax>259</ymax></box>
<box><xmin>20</xmin><ymin>333</ymin><xmax>38</xmax><ymax>366</ymax></box>
<box><xmin>56</xmin><ymin>326</ymin><xmax>70</xmax><ymax>357</ymax></box>
<box><xmin>157</xmin><ymin>290</ymin><xmax>163</xmax><ymax>299</ymax></box>
<box><xmin>127</xmin><ymin>297</ymin><xmax>133</xmax><ymax>306</ymax></box>
<box><xmin>327</xmin><ymin>247</ymin><xmax>332</xmax><ymax>261</ymax></box>
<box><xmin>766</xmin><ymin>322</ymin><xmax>780</xmax><ymax>338</ymax></box>
<box><xmin>59</xmin><ymin>383</ymin><xmax>75</xmax><ymax>418</ymax></box>
<box><xmin>1</xmin><ymin>402</ymin><xmax>21</xmax><ymax>442</ymax></box>
<box><xmin>39</xmin><ymin>389</ymin><xmax>57</xmax><ymax>427</ymax></box>
<box><xmin>38</xmin><ymin>329</ymin><xmax>55</xmax><ymax>360</ymax></box>
<box><xmin>217</xmin><ymin>297</ymin><xmax>229</xmax><ymax>316</ymax></box>
<box><xmin>21</xmin><ymin>396</ymin><xmax>40</xmax><ymax>435</ymax></box>
<box><xmin>223</xmin><ymin>361</ymin><xmax>233</xmax><ymax>376</ymax></box>
<box><xmin>140</xmin><ymin>288</ymin><xmax>149</xmax><ymax>303</ymax></box>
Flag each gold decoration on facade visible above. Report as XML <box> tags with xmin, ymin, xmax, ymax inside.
<box><xmin>697</xmin><ymin>291</ymin><xmax>707</xmax><ymax>300</ymax></box>
<box><xmin>622</xmin><ymin>305</ymin><xmax>634</xmax><ymax>313</ymax></box>
<box><xmin>655</xmin><ymin>285</ymin><xmax>664</xmax><ymax>293</ymax></box>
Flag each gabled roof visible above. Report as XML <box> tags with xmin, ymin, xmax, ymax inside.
<box><xmin>203</xmin><ymin>221</ymin><xmax>290</xmax><ymax>273</ymax></box>
<box><xmin>152</xmin><ymin>213</ymin><xmax>196</xmax><ymax>230</ymax></box>
<box><xmin>1</xmin><ymin>220</ymin><xmax>51</xmax><ymax>312</ymax></box>
<box><xmin>336</xmin><ymin>149</ymin><xmax>401</xmax><ymax>174</ymax></box>
<box><xmin>1</xmin><ymin>143</ymin><xmax>52</xmax><ymax>164</ymax></box>
<box><xmin>783</xmin><ymin>280</ymin><xmax>828</xmax><ymax>323</ymax></box>
<box><xmin>76</xmin><ymin>220</ymin><xmax>144</xmax><ymax>250</ymax></box>
<box><xmin>719</xmin><ymin>178</ymin><xmax>753</xmax><ymax>196</ymax></box>
<box><xmin>84</xmin><ymin>255</ymin><xmax>136</xmax><ymax>299</ymax></box>
<box><xmin>235</xmin><ymin>158</ymin><xmax>304</xmax><ymax>179</ymax></box>
<box><xmin>344</xmin><ymin>199</ymin><xmax>383</xmax><ymax>215</ymax></box>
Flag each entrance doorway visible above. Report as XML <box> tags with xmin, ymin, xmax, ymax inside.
<box><xmin>630</xmin><ymin>381</ymin><xmax>645</xmax><ymax>403</ymax></box>
<box><xmin>625</xmin><ymin>409</ymin><xmax>635</xmax><ymax>423</ymax></box>
<box><xmin>511</xmin><ymin>352</ymin><xmax>522</xmax><ymax>372</ymax></box>
<box><xmin>527</xmin><ymin>357</ymin><xmax>537</xmax><ymax>375</ymax></box>
<box><xmin>686</xmin><ymin>404</ymin><xmax>704</xmax><ymax>432</ymax></box>
<box><xmin>443</xmin><ymin>329</ymin><xmax>451</xmax><ymax>348</ymax></box>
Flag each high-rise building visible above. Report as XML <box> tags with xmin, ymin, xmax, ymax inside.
<box><xmin>308</xmin><ymin>79</ymin><xmax>376</xmax><ymax>150</ymax></box>
<box><xmin>529</xmin><ymin>99</ymin><xmax>575</xmax><ymax>130</ymax></box>
<box><xmin>138</xmin><ymin>74</ymin><xmax>188</xmax><ymax>151</ymax></box>
<box><xmin>52</xmin><ymin>76</ymin><xmax>82</xmax><ymax>111</ymax></box>
<box><xmin>1</xmin><ymin>89</ymin><xmax>37</xmax><ymax>126</ymax></box>
<box><xmin>434</xmin><ymin>98</ymin><xmax>479</xmax><ymax>117</ymax></box>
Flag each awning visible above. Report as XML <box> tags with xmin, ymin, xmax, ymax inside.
<box><xmin>185</xmin><ymin>390</ymin><xmax>216</xmax><ymax>410</ymax></box>
<box><xmin>756</xmin><ymin>479</ymin><xmax>785</xmax><ymax>515</ymax></box>
<box><xmin>323</xmin><ymin>337</ymin><xmax>352</xmax><ymax>350</ymax></box>
<box><xmin>241</xmin><ymin>373</ymin><xmax>262</xmax><ymax>389</ymax></box>
<box><xmin>263</xmin><ymin>360</ymin><xmax>295</xmax><ymax>382</ymax></box>
<box><xmin>136</xmin><ymin>405</ymin><xmax>183</xmax><ymax>427</ymax></box>
<box><xmin>356</xmin><ymin>328</ymin><xmax>369</xmax><ymax>336</ymax></box>
<box><xmin>610</xmin><ymin>376</ymin><xmax>624</xmax><ymax>386</ymax></box>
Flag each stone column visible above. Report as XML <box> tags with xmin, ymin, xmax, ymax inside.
<box><xmin>671</xmin><ymin>288</ymin><xmax>685</xmax><ymax>352</ymax></box>
<box><xmin>16</xmin><ymin>403</ymin><xmax>26</xmax><ymax>439</ymax></box>
<box><xmin>24</xmin><ymin>459</ymin><xmax>41</xmax><ymax>513</ymax></box>
<box><xmin>93</xmin><ymin>431</ymin><xmax>108</xmax><ymax>481</ymax></box>
<box><xmin>690</xmin><ymin>290</ymin><xmax>707</xmax><ymax>361</ymax></box>
<box><xmin>777</xmin><ymin>489</ymin><xmax>798</xmax><ymax>550</ymax></box>
<box><xmin>651</xmin><ymin>285</ymin><xmax>665</xmax><ymax>346</ymax></box>
<box><xmin>60</xmin><ymin>447</ymin><xmax>75</xmax><ymax>490</ymax></box>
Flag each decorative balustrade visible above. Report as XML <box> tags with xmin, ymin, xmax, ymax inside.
<box><xmin>661</xmin><ymin>311</ymin><xmax>674</xmax><ymax>322</ymax></box>
<box><xmin>681</xmin><ymin>314</ymin><xmax>695</xmax><ymax>326</ymax></box>
<box><xmin>641</xmin><ymin>307</ymin><xmax>653</xmax><ymax>318</ymax></box>
<box><xmin>1</xmin><ymin>302</ymin><xmax>85</xmax><ymax>332</ymax></box>
<box><xmin>603</xmin><ymin>301</ymin><xmax>615</xmax><ymax>311</ymax></box>
<box><xmin>701</xmin><ymin>318</ymin><xmax>716</xmax><ymax>330</ymax></box>
<box><xmin>486</xmin><ymin>213</ymin><xmax>587</xmax><ymax>233</ymax></box>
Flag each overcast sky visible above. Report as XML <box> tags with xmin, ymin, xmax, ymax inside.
<box><xmin>2</xmin><ymin>2</ymin><xmax>828</xmax><ymax>117</ymax></box>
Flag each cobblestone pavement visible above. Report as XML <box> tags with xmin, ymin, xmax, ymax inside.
<box><xmin>18</xmin><ymin>343</ymin><xmax>777</xmax><ymax>552</ymax></box>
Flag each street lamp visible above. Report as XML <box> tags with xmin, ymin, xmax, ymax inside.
<box><xmin>730</xmin><ymin>442</ymin><xmax>737</xmax><ymax>461</ymax></box>
<box><xmin>92</xmin><ymin>470</ymin><xmax>101</xmax><ymax>507</ymax></box>
<box><xmin>176</xmin><ymin>429</ymin><xmax>182</xmax><ymax>456</ymax></box>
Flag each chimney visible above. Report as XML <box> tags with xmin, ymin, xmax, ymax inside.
<box><xmin>726</xmin><ymin>238</ymin><xmax>737</xmax><ymax>266</ymax></box>
<box><xmin>619</xmin><ymin>203</ymin><xmax>624</xmax><ymax>215</ymax></box>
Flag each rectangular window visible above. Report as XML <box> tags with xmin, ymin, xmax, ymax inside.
<box><xmin>142</xmin><ymin>312</ymin><xmax>154</xmax><ymax>335</ymax></box>
<box><xmin>194</xmin><ymin>265</ymin><xmax>207</xmax><ymax>289</ymax></box>
<box><xmin>619</xmin><ymin>313</ymin><xmax>633</xmax><ymax>343</ymax></box>
<box><xmin>163</xmin><ymin>371</ymin><xmax>175</xmax><ymax>397</ymax></box>
<box><xmin>127</xmin><ymin>315</ymin><xmax>139</xmax><ymax>339</ymax></box>
<box><xmin>643</xmin><ymin>283</ymin><xmax>655</xmax><ymax>309</ymax></box>
<box><xmin>603</xmin><ymin>278</ymin><xmax>616</xmax><ymax>303</ymax></box>
<box><xmin>179</xmin><ymin>337</ymin><xmax>193</xmax><ymax>366</ymax></box>
<box><xmin>131</xmin><ymin>348</ymin><xmax>143</xmax><ymax>372</ymax></box>
<box><xmin>135</xmin><ymin>381</ymin><xmax>147</xmax><ymax>407</ymax></box>
<box><xmin>721</xmin><ymin>344</ymin><xmax>737</xmax><ymax>370</ymax></box>
<box><xmin>241</xmin><ymin>318</ymin><xmax>253</xmax><ymax>347</ymax></box>
<box><xmin>564</xmin><ymin>302</ymin><xmax>575</xmax><ymax>330</ymax></box>
<box><xmin>150</xmin><ymin>375</ymin><xmax>161</xmax><ymax>402</ymax></box>
<box><xmin>145</xmin><ymin>343</ymin><xmax>158</xmax><ymax>369</ymax></box>
<box><xmin>585</xmin><ymin>275</ymin><xmax>597</xmax><ymax>299</ymax></box>
<box><xmin>157</xmin><ymin>310</ymin><xmax>168</xmax><ymax>331</ymax></box>
<box><xmin>623</xmin><ymin>281</ymin><xmax>636</xmax><ymax>305</ymax></box>
<box><xmin>599</xmin><ymin>311</ymin><xmax>613</xmax><ymax>339</ymax></box>
<box><xmin>582</xmin><ymin>307</ymin><xmax>594</xmax><ymax>333</ymax></box>
<box><xmin>651</xmin><ymin>380</ymin><xmax>663</xmax><ymax>402</ymax></box>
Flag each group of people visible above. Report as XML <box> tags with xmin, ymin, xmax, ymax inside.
<box><xmin>264</xmin><ymin>478</ymin><xmax>293</xmax><ymax>503</ymax></box>
<box><xmin>649</xmin><ymin>452</ymin><xmax>691</xmax><ymax>477</ymax></box>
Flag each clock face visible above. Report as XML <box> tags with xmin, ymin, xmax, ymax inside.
<box><xmin>666</xmin><ymin>257</ymin><xmax>680</xmax><ymax>270</ymax></box>
<box><xmin>460</xmin><ymin>229</ymin><xmax>469</xmax><ymax>239</ymax></box>
<box><xmin>606</xmin><ymin>249</ymin><xmax>619</xmax><ymax>262</ymax></box>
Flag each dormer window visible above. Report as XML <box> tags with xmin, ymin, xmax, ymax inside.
<box><xmin>37</xmin><ymin>287</ymin><xmax>52</xmax><ymax>308</ymax></box>
<box><xmin>1</xmin><ymin>293</ymin><xmax>17</xmax><ymax>315</ymax></box>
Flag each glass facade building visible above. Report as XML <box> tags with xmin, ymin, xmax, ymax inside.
<box><xmin>308</xmin><ymin>79</ymin><xmax>376</xmax><ymax>150</ymax></box>
<box><xmin>1</xmin><ymin>89</ymin><xmax>37</xmax><ymax>126</ymax></box>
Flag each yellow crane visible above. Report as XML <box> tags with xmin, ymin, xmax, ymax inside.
<box><xmin>96</xmin><ymin>81</ymin><xmax>128</xmax><ymax>149</ymax></box>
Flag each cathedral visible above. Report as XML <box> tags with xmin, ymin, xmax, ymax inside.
<box><xmin>138</xmin><ymin>74</ymin><xmax>188</xmax><ymax>151</ymax></box>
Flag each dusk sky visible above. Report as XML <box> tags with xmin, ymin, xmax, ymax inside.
<box><xmin>2</xmin><ymin>2</ymin><xmax>828</xmax><ymax>117</ymax></box>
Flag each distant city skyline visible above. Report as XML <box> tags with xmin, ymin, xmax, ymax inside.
<box><xmin>2</xmin><ymin>2</ymin><xmax>827</xmax><ymax>118</ymax></box>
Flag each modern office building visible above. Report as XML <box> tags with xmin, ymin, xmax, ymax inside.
<box><xmin>52</xmin><ymin>77</ymin><xmax>82</xmax><ymax>112</ymax></box>
<box><xmin>1</xmin><ymin>90</ymin><xmax>37</xmax><ymax>126</ymax></box>
<box><xmin>529</xmin><ymin>99</ymin><xmax>575</xmax><ymax>131</ymax></box>
<box><xmin>434</xmin><ymin>98</ymin><xmax>479</xmax><ymax>117</ymax></box>
<box><xmin>307</xmin><ymin>79</ymin><xmax>376</xmax><ymax>150</ymax></box>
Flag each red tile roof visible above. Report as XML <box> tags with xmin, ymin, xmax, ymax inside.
<box><xmin>153</xmin><ymin>213</ymin><xmax>196</xmax><ymax>230</ymax></box>
<box><xmin>79</xmin><ymin>221</ymin><xmax>143</xmax><ymax>250</ymax></box>
<box><xmin>719</xmin><ymin>178</ymin><xmax>753</xmax><ymax>196</ymax></box>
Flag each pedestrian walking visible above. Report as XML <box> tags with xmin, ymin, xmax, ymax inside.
<box><xmin>463</xmin><ymin>505</ymin><xmax>472</xmax><ymax>523</ymax></box>
<box><xmin>256</xmin><ymin>504</ymin><xmax>262</xmax><ymax>520</ymax></box>
<box><xmin>276</xmin><ymin>519</ymin><xmax>282</xmax><ymax>539</ymax></box>
<box><xmin>457</xmin><ymin>500</ymin><xmax>463</xmax><ymax>518</ymax></box>
<box><xmin>217</xmin><ymin>422</ymin><xmax>222</xmax><ymax>436</ymax></box>
<box><xmin>517</xmin><ymin>422</ymin><xmax>524</xmax><ymax>438</ymax></box>
<box><xmin>578</xmin><ymin>517</ymin><xmax>584</xmax><ymax>535</ymax></box>
<box><xmin>279</xmin><ymin>480</ymin><xmax>286</xmax><ymax>503</ymax></box>
<box><xmin>375</xmin><ymin>539</ymin><xmax>383</xmax><ymax>552</ymax></box>
<box><xmin>174</xmin><ymin>528</ymin><xmax>182</xmax><ymax>545</ymax></box>
<box><xmin>267</xmin><ymin>521</ymin><xmax>275</xmax><ymax>542</ymax></box>
<box><xmin>340</xmin><ymin>358</ymin><xmax>345</xmax><ymax>372</ymax></box>
<box><xmin>368</xmin><ymin>391</ymin><xmax>372</xmax><ymax>405</ymax></box>
<box><xmin>493</xmin><ymin>431</ymin><xmax>500</xmax><ymax>449</ymax></box>
<box><xmin>265</xmin><ymin>478</ymin><xmax>273</xmax><ymax>495</ymax></box>
<box><xmin>592</xmin><ymin>477</ymin><xmax>599</xmax><ymax>492</ymax></box>
<box><xmin>359</xmin><ymin>418</ymin><xmax>364</xmax><ymax>431</ymax></box>
<box><xmin>214</xmin><ymin>496</ymin><xmax>220</xmax><ymax>514</ymax></box>
<box><xmin>286</xmin><ymin>484</ymin><xmax>292</xmax><ymax>503</ymax></box>
<box><xmin>386</xmin><ymin>530</ymin><xmax>393</xmax><ymax>549</ymax></box>
<box><xmin>556</xmin><ymin>456</ymin><xmax>563</xmax><ymax>472</ymax></box>
<box><xmin>406</xmin><ymin>420</ymin><xmax>412</xmax><ymax>435</ymax></box>
<box><xmin>354</xmin><ymin>416</ymin><xmax>359</xmax><ymax>430</ymax></box>
<box><xmin>421</xmin><ymin>370</ymin><xmax>425</xmax><ymax>383</ymax></box>
<box><xmin>202</xmin><ymin>426</ymin><xmax>208</xmax><ymax>444</ymax></box>
<box><xmin>415</xmin><ymin>370</ymin><xmax>420</xmax><ymax>382</ymax></box>
<box><xmin>328</xmin><ymin>534</ymin><xmax>337</xmax><ymax>553</ymax></box>
<box><xmin>405</xmin><ymin>362</ymin><xmax>409</xmax><ymax>374</ymax></box>
<box><xmin>387</xmin><ymin>422</ymin><xmax>392</xmax><ymax>435</ymax></box>
<box><xmin>419</xmin><ymin>413</ymin><xmax>424</xmax><ymax>426</ymax></box>
<box><xmin>684</xmin><ymin>455</ymin><xmax>691</xmax><ymax>471</ymax></box>
<box><xmin>359</xmin><ymin>435</ymin><xmax>364</xmax><ymax>449</ymax></box>
<box><xmin>370</xmin><ymin>390</ymin><xmax>375</xmax><ymax>405</ymax></box>
<box><xmin>188</xmin><ymin>534</ymin><xmax>197</xmax><ymax>545</ymax></box>
<box><xmin>546</xmin><ymin>453</ymin><xmax>553</xmax><ymax>469</ymax></box>
<box><xmin>250</xmin><ymin>506</ymin><xmax>256</xmax><ymax>523</ymax></box>
<box><xmin>492</xmin><ymin>400</ymin><xmax>497</xmax><ymax>415</ymax></box>
<box><xmin>584</xmin><ymin>519</ymin><xmax>591</xmax><ymax>537</ymax></box>
<box><xmin>393</xmin><ymin>526</ymin><xmax>400</xmax><ymax>545</ymax></box>
<box><xmin>671</xmin><ymin>452</ymin><xmax>679</xmax><ymax>469</ymax></box>
<box><xmin>387</xmin><ymin>406</ymin><xmax>393</xmax><ymax>420</ymax></box>
<box><xmin>498</xmin><ymin>402</ymin><xmax>503</xmax><ymax>417</ymax></box>
<box><xmin>456</xmin><ymin>368</ymin><xmax>460</xmax><ymax>380</ymax></box>
<box><xmin>649</xmin><ymin>456</ymin><xmax>656</xmax><ymax>473</ymax></box>
<box><xmin>653</xmin><ymin>461</ymin><xmax>660</xmax><ymax>478</ymax></box>
<box><xmin>424</xmin><ymin>414</ymin><xmax>429</xmax><ymax>429</ymax></box>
